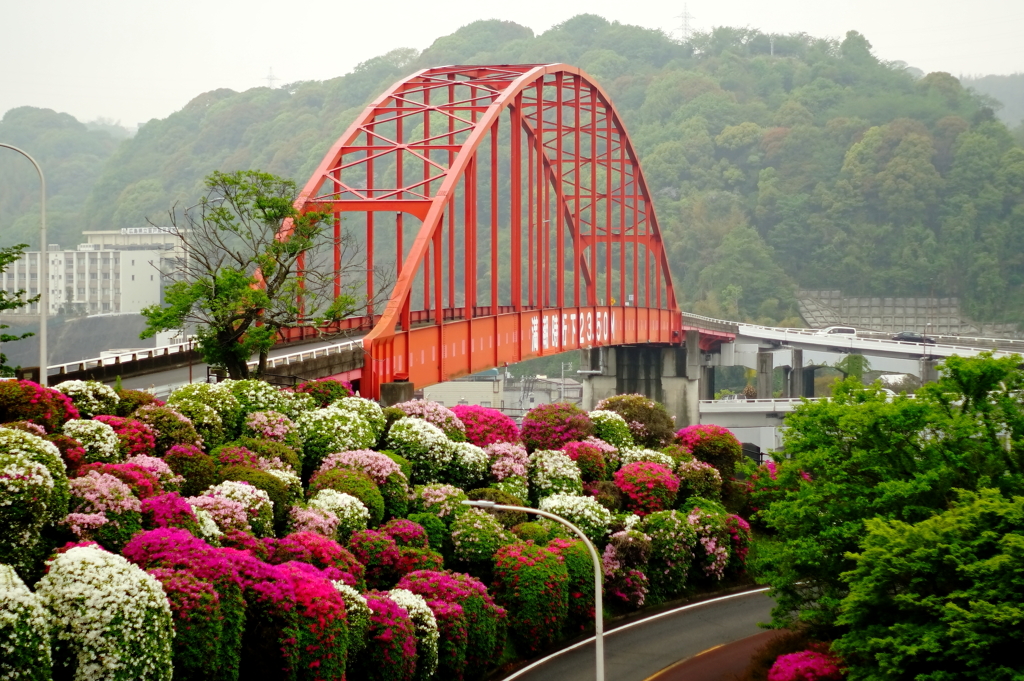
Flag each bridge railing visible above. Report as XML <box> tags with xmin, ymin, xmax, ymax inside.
<box><xmin>49</xmin><ymin>341</ymin><xmax>195</xmax><ymax>377</ymax></box>
<box><xmin>245</xmin><ymin>338</ymin><xmax>364</xmax><ymax>373</ymax></box>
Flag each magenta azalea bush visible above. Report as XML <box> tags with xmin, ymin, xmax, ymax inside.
<box><xmin>520</xmin><ymin>402</ymin><xmax>594</xmax><ymax>451</ymax></box>
<box><xmin>450</xmin><ymin>405</ymin><xmax>519</xmax><ymax>446</ymax></box>
<box><xmin>94</xmin><ymin>415</ymin><xmax>157</xmax><ymax>459</ymax></box>
<box><xmin>614</xmin><ymin>461</ymin><xmax>680</xmax><ymax>516</ymax></box>
<box><xmin>768</xmin><ymin>648</ymin><xmax>845</xmax><ymax>681</ymax></box>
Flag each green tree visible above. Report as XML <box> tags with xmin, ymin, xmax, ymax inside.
<box><xmin>0</xmin><ymin>244</ymin><xmax>39</xmax><ymax>376</ymax></box>
<box><xmin>140</xmin><ymin>170</ymin><xmax>363</xmax><ymax>379</ymax></box>
<box><xmin>752</xmin><ymin>354</ymin><xmax>1024</xmax><ymax>634</ymax></box>
<box><xmin>835</xmin><ymin>489</ymin><xmax>1024</xmax><ymax>680</ymax></box>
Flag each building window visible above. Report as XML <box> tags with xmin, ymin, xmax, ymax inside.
<box><xmin>78</xmin><ymin>288</ymin><xmax>85</xmax><ymax>295</ymax></box>
<box><xmin>102</xmin><ymin>273</ymin><xmax>110</xmax><ymax>279</ymax></box>
<box><xmin>90</xmin><ymin>273</ymin><xmax>98</xmax><ymax>279</ymax></box>
<box><xmin>480</xmin><ymin>401</ymin><xmax>491</xmax><ymax>407</ymax></box>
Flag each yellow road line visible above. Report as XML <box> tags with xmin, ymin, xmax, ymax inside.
<box><xmin>642</xmin><ymin>644</ymin><xmax>725</xmax><ymax>681</ymax></box>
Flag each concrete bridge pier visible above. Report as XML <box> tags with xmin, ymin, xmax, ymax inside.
<box><xmin>580</xmin><ymin>331</ymin><xmax>702</xmax><ymax>427</ymax></box>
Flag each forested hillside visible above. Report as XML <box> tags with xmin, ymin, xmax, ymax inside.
<box><xmin>3</xmin><ymin>16</ymin><xmax>1023</xmax><ymax>325</ymax></box>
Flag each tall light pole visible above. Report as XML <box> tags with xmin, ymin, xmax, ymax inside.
<box><xmin>0</xmin><ymin>144</ymin><xmax>47</xmax><ymax>385</ymax></box>
<box><xmin>462</xmin><ymin>499</ymin><xmax>605</xmax><ymax>681</ymax></box>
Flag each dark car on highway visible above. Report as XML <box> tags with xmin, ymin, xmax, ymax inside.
<box><xmin>892</xmin><ymin>330</ymin><xmax>935</xmax><ymax>343</ymax></box>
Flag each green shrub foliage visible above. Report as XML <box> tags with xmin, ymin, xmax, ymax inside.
<box><xmin>492</xmin><ymin>542</ymin><xmax>569</xmax><ymax>652</ymax></box>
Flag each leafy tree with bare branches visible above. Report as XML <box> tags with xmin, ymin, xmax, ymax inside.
<box><xmin>141</xmin><ymin>170</ymin><xmax>373</xmax><ymax>379</ymax></box>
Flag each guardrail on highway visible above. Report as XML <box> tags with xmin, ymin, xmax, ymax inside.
<box><xmin>246</xmin><ymin>338</ymin><xmax>364</xmax><ymax>373</ymax></box>
<box><xmin>49</xmin><ymin>341</ymin><xmax>195</xmax><ymax>377</ymax></box>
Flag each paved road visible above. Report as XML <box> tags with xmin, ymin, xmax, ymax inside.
<box><xmin>650</xmin><ymin>630</ymin><xmax>784</xmax><ymax>681</ymax></box>
<box><xmin>503</xmin><ymin>588</ymin><xmax>773</xmax><ymax>681</ymax></box>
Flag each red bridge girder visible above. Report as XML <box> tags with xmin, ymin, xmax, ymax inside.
<box><xmin>283</xmin><ymin>64</ymin><xmax>731</xmax><ymax>398</ymax></box>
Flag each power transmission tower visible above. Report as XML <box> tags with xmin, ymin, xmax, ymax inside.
<box><xmin>266</xmin><ymin>68</ymin><xmax>279</xmax><ymax>89</ymax></box>
<box><xmin>674</xmin><ymin>4</ymin><xmax>695</xmax><ymax>43</ymax></box>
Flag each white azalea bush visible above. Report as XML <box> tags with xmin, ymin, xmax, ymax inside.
<box><xmin>0</xmin><ymin>427</ymin><xmax>68</xmax><ymax>524</ymax></box>
<box><xmin>0</xmin><ymin>450</ymin><xmax>54</xmax><ymax>572</ymax></box>
<box><xmin>619</xmin><ymin>447</ymin><xmax>676</xmax><ymax>469</ymax></box>
<box><xmin>394</xmin><ymin>399</ymin><xmax>466</xmax><ymax>441</ymax></box>
<box><xmin>538</xmin><ymin>493</ymin><xmax>614</xmax><ymax>544</ymax></box>
<box><xmin>296</xmin><ymin>407</ymin><xmax>377</xmax><ymax>475</ymax></box>
<box><xmin>388</xmin><ymin>588</ymin><xmax>440</xmax><ymax>681</ymax></box>
<box><xmin>332</xmin><ymin>397</ymin><xmax>386</xmax><ymax>440</ymax></box>
<box><xmin>222</xmin><ymin>379</ymin><xmax>309</xmax><ymax>419</ymax></box>
<box><xmin>334</xmin><ymin>582</ymin><xmax>371</xmax><ymax>654</ymax></box>
<box><xmin>308</xmin><ymin>489</ymin><xmax>370</xmax><ymax>540</ymax></box>
<box><xmin>35</xmin><ymin>546</ymin><xmax>173</xmax><ymax>681</ymax></box>
<box><xmin>450</xmin><ymin>508</ymin><xmax>515</xmax><ymax>565</ymax></box>
<box><xmin>53</xmin><ymin>380</ymin><xmax>119</xmax><ymax>419</ymax></box>
<box><xmin>62</xmin><ymin>420</ymin><xmax>120</xmax><ymax>464</ymax></box>
<box><xmin>527</xmin><ymin>449</ymin><xmax>583</xmax><ymax>502</ymax></box>
<box><xmin>191</xmin><ymin>507</ymin><xmax>224</xmax><ymax>544</ymax></box>
<box><xmin>447</xmin><ymin>441</ymin><xmax>489</xmax><ymax>489</ymax></box>
<box><xmin>196</xmin><ymin>480</ymin><xmax>274</xmax><ymax>537</ymax></box>
<box><xmin>588</xmin><ymin>409</ymin><xmax>634</xmax><ymax>449</ymax></box>
<box><xmin>493</xmin><ymin>475</ymin><xmax>529</xmax><ymax>501</ymax></box>
<box><xmin>410</xmin><ymin>483</ymin><xmax>468</xmax><ymax>522</ymax></box>
<box><xmin>385</xmin><ymin>417</ymin><xmax>453</xmax><ymax>483</ymax></box>
<box><xmin>167</xmin><ymin>383</ymin><xmax>242</xmax><ymax>439</ymax></box>
<box><xmin>0</xmin><ymin>564</ymin><xmax>51</xmax><ymax>680</ymax></box>
<box><xmin>164</xmin><ymin>399</ymin><xmax>224</xmax><ymax>449</ymax></box>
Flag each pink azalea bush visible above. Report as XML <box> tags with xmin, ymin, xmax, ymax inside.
<box><xmin>562</xmin><ymin>440</ymin><xmax>608</xmax><ymax>482</ymax></box>
<box><xmin>768</xmin><ymin>648</ymin><xmax>845</xmax><ymax>681</ymax></box>
<box><xmin>687</xmin><ymin>506</ymin><xmax>730</xmax><ymax>581</ymax></box>
<box><xmin>348</xmin><ymin>592</ymin><xmax>418</xmax><ymax>681</ymax></box>
<box><xmin>140</xmin><ymin>492</ymin><xmax>199</xmax><ymax>533</ymax></box>
<box><xmin>287</xmin><ymin>505</ymin><xmax>340</xmax><ymax>538</ymax></box>
<box><xmin>485</xmin><ymin>442</ymin><xmax>528</xmax><ymax>481</ymax></box>
<box><xmin>0</xmin><ymin>380</ymin><xmax>80</xmax><ymax>431</ymax></box>
<box><xmin>520</xmin><ymin>402</ymin><xmax>594</xmax><ymax>451</ymax></box>
<box><xmin>318</xmin><ymin>449</ymin><xmax>404</xmax><ymax>485</ymax></box>
<box><xmin>614</xmin><ymin>462</ymin><xmax>680</xmax><ymax>516</ymax></box>
<box><xmin>67</xmin><ymin>470</ymin><xmax>143</xmax><ymax>550</ymax></box>
<box><xmin>94</xmin><ymin>415</ymin><xmax>157</xmax><ymax>458</ymax></box>
<box><xmin>395</xmin><ymin>400</ymin><xmax>466</xmax><ymax>440</ymax></box>
<box><xmin>450</xmin><ymin>405</ymin><xmax>519</xmax><ymax>446</ymax></box>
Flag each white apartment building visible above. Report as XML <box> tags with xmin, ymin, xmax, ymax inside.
<box><xmin>1</xmin><ymin>244</ymin><xmax>163</xmax><ymax>315</ymax></box>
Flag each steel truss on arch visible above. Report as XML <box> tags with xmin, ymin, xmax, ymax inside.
<box><xmin>283</xmin><ymin>64</ymin><xmax>723</xmax><ymax>398</ymax></box>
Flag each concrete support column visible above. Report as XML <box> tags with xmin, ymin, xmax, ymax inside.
<box><xmin>920</xmin><ymin>357</ymin><xmax>939</xmax><ymax>384</ymax></box>
<box><xmin>801</xmin><ymin>366</ymin><xmax>817</xmax><ymax>397</ymax></box>
<box><xmin>581</xmin><ymin>346</ymin><xmax>617</xmax><ymax>411</ymax></box>
<box><xmin>789</xmin><ymin>348</ymin><xmax>804</xmax><ymax>398</ymax></box>
<box><xmin>661</xmin><ymin>345</ymin><xmax>699</xmax><ymax>428</ymax></box>
<box><xmin>757</xmin><ymin>351</ymin><xmax>773</xmax><ymax>399</ymax></box>
<box><xmin>380</xmin><ymin>381</ymin><xmax>414</xmax><ymax>406</ymax></box>
<box><xmin>700</xmin><ymin>365</ymin><xmax>715</xmax><ymax>400</ymax></box>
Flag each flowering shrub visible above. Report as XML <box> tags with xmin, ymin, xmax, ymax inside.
<box><xmin>348</xmin><ymin>592</ymin><xmax>418</xmax><ymax>681</ymax></box>
<box><xmin>334</xmin><ymin>582</ymin><xmax>371</xmax><ymax>654</ymax></box>
<box><xmin>295</xmin><ymin>378</ymin><xmax>353</xmax><ymax>407</ymax></box>
<box><xmin>726</xmin><ymin>514</ymin><xmax>752</xmax><ymax>574</ymax></box>
<box><xmin>527</xmin><ymin>449</ymin><xmax>583</xmax><ymax>502</ymax></box>
<box><xmin>140</xmin><ymin>492</ymin><xmax>199</xmax><ymax>534</ymax></box>
<box><xmin>520</xmin><ymin>402</ymin><xmax>594</xmax><ymax>451</ymax></box>
<box><xmin>163</xmin><ymin>399</ymin><xmax>224</xmax><ymax>449</ymax></box>
<box><xmin>132</xmin><ymin>405</ymin><xmax>202</xmax><ymax>455</ymax></box>
<box><xmin>222</xmin><ymin>378</ymin><xmax>297</xmax><ymax>417</ymax></box>
<box><xmin>406</xmin><ymin>513</ymin><xmax>447</xmax><ymax>552</ymax></box>
<box><xmin>639</xmin><ymin>510</ymin><xmax>698</xmax><ymax>602</ymax></box>
<box><xmin>676</xmin><ymin>423</ymin><xmax>743</xmax><ymax>480</ymax></box>
<box><xmin>675</xmin><ymin>459</ymin><xmax>723</xmax><ymax>501</ymax></box>
<box><xmin>538</xmin><ymin>493</ymin><xmax>613</xmax><ymax>544</ymax></box>
<box><xmin>582</xmin><ymin>436</ymin><xmax>620</xmax><ymax>470</ymax></box>
<box><xmin>619</xmin><ymin>446</ymin><xmax>676</xmax><ymax>469</ymax></box>
<box><xmin>272</xmin><ymin>561</ymin><xmax>351</xmax><ymax>680</ymax></box>
<box><xmin>424</xmin><ymin>599</ymin><xmax>468</xmax><ymax>681</ymax></box>
<box><xmin>395</xmin><ymin>399</ymin><xmax>466</xmax><ymax>441</ymax></box>
<box><xmin>768</xmin><ymin>648</ymin><xmax>845</xmax><ymax>681</ymax></box>
<box><xmin>389</xmin><ymin>588</ymin><xmax>440</xmax><ymax>681</ymax></box>
<box><xmin>0</xmin><ymin>380</ymin><xmax>79</xmax><ymax>431</ymax></box>
<box><xmin>210</xmin><ymin>443</ymin><xmax>259</xmax><ymax>468</ymax></box>
<box><xmin>162</xmin><ymin>444</ymin><xmax>218</xmax><ymax>497</ymax></box>
<box><xmin>317</xmin><ymin>448</ymin><xmax>402</xmax><ymax>484</ymax></box>
<box><xmin>466</xmin><ymin>488</ymin><xmax>528</xmax><ymax>528</ymax></box>
<box><xmin>487</xmin><ymin>441</ymin><xmax>528</xmax><ymax>481</ymax></box>
<box><xmin>265</xmin><ymin>531</ymin><xmax>365</xmax><ymax>584</ymax></box>
<box><xmin>62</xmin><ymin>419</ymin><xmax>120</xmax><ymax>464</ymax></box>
<box><xmin>447</xmin><ymin>441</ymin><xmax>489</xmax><ymax>488</ymax></box>
<box><xmin>348</xmin><ymin>529</ymin><xmax>401</xmax><ymax>589</ymax></box>
<box><xmin>93</xmin><ymin>415</ymin><xmax>157</xmax><ymax>460</ymax></box>
<box><xmin>78</xmin><ymin>461</ymin><xmax>164</xmax><ymax>500</ymax></box>
<box><xmin>167</xmin><ymin>382</ymin><xmax>243</xmax><ymax>439</ymax></box>
<box><xmin>233</xmin><ymin>435</ymin><xmax>301</xmax><ymax>475</ymax></box>
<box><xmin>145</xmin><ymin>567</ymin><xmax>223</xmax><ymax>681</ymax></box>
<box><xmin>295</xmin><ymin>406</ymin><xmax>377</xmax><ymax>476</ymax></box>
<box><xmin>450</xmin><ymin>404</ymin><xmax>519</xmax><ymax>446</ymax></box>
<box><xmin>0</xmin><ymin>427</ymin><xmax>68</xmax><ymax>524</ymax></box>
<box><xmin>36</xmin><ymin>546</ymin><xmax>173</xmax><ymax>681</ymax></box>
<box><xmin>385</xmin><ymin>417</ymin><xmax>454</xmax><ymax>483</ymax></box>
<box><xmin>309</xmin><ymin>467</ymin><xmax>385</xmax><ymax>526</ymax></box>
<box><xmin>381</xmin><ymin>518</ymin><xmax>431</xmax><ymax>549</ymax></box>
<box><xmin>595</xmin><ymin>394</ymin><xmax>675</xmax><ymax>448</ymax></box>
<box><xmin>588</xmin><ymin>409</ymin><xmax>634</xmax><ymax>449</ymax></box>
<box><xmin>113</xmin><ymin>389</ymin><xmax>161</xmax><ymax>417</ymax></box>
<box><xmin>688</xmin><ymin>506</ymin><xmax>731</xmax><ymax>581</ymax></box>
<box><xmin>450</xmin><ymin>508</ymin><xmax>515</xmax><ymax>570</ymax></box>
<box><xmin>68</xmin><ymin>471</ymin><xmax>143</xmax><ymax>551</ymax></box>
<box><xmin>241</xmin><ymin>410</ymin><xmax>300</xmax><ymax>449</ymax></box>
<box><xmin>396</xmin><ymin>546</ymin><xmax>445</xmax><ymax>577</ymax></box>
<box><xmin>614</xmin><ymin>461</ymin><xmax>680</xmax><ymax>516</ymax></box>
<box><xmin>45</xmin><ymin>433</ymin><xmax>86</xmax><ymax>475</ymax></box>
<box><xmin>218</xmin><ymin>465</ymin><xmax>291</xmax><ymax>532</ymax></box>
<box><xmin>562</xmin><ymin>440</ymin><xmax>608</xmax><ymax>481</ymax></box>
<box><xmin>286</xmin><ymin>503</ymin><xmax>339</xmax><ymax>539</ymax></box>
<box><xmin>196</xmin><ymin>480</ymin><xmax>274</xmax><ymax>537</ymax></box>
<box><xmin>308</xmin><ymin>489</ymin><xmax>370</xmax><ymax>540</ymax></box>
<box><xmin>396</xmin><ymin>570</ymin><xmax>507</xmax><ymax>679</ymax></box>
<box><xmin>0</xmin><ymin>449</ymin><xmax>54</xmax><ymax>575</ymax></box>
<box><xmin>494</xmin><ymin>475</ymin><xmax>529</xmax><ymax>501</ymax></box>
<box><xmin>126</xmin><ymin>455</ymin><xmax>183</xmax><ymax>491</ymax></box>
<box><xmin>585</xmin><ymin>480</ymin><xmax>625</xmax><ymax>512</ymax></box>
<box><xmin>410</xmin><ymin>483</ymin><xmax>468</xmax><ymax>523</ymax></box>
<box><xmin>0</xmin><ymin>564</ymin><xmax>51</xmax><ymax>679</ymax></box>
<box><xmin>546</xmin><ymin>538</ymin><xmax>597</xmax><ymax>629</ymax></box>
<box><xmin>492</xmin><ymin>541</ymin><xmax>569</xmax><ymax>652</ymax></box>
<box><xmin>333</xmin><ymin>396</ymin><xmax>387</xmax><ymax>440</ymax></box>
<box><xmin>53</xmin><ymin>380</ymin><xmax>120</xmax><ymax>418</ymax></box>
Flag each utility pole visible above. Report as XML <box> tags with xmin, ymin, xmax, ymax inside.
<box><xmin>770</xmin><ymin>35</ymin><xmax>775</xmax><ymax>56</ymax></box>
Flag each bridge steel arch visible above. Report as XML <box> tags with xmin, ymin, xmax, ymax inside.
<box><xmin>284</xmin><ymin>64</ymin><xmax>732</xmax><ymax>398</ymax></box>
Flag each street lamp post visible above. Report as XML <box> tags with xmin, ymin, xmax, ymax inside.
<box><xmin>462</xmin><ymin>499</ymin><xmax>605</xmax><ymax>681</ymax></box>
<box><xmin>0</xmin><ymin>144</ymin><xmax>47</xmax><ymax>385</ymax></box>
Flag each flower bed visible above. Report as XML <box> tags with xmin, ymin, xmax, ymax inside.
<box><xmin>520</xmin><ymin>402</ymin><xmax>593</xmax><ymax>451</ymax></box>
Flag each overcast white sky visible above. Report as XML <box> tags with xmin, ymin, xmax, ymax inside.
<box><xmin>2</xmin><ymin>0</ymin><xmax>1021</xmax><ymax>128</ymax></box>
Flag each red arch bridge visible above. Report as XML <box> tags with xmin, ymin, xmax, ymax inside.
<box><xmin>272</xmin><ymin>64</ymin><xmax>737</xmax><ymax>419</ymax></box>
